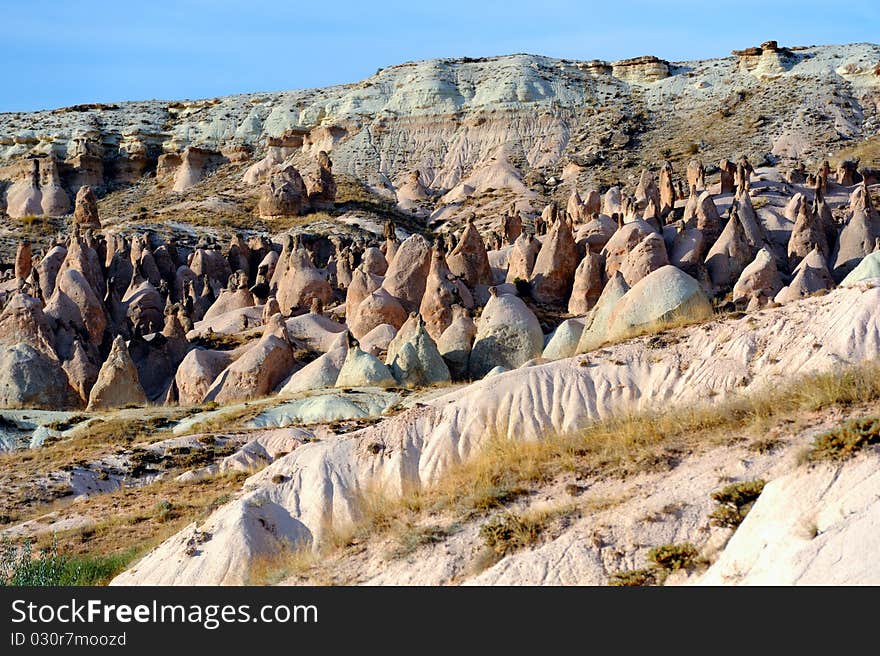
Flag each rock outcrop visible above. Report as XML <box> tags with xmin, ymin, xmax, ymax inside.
<box><xmin>87</xmin><ymin>336</ymin><xmax>147</xmax><ymax>410</ymax></box>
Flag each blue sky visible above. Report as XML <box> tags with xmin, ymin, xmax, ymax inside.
<box><xmin>1</xmin><ymin>0</ymin><xmax>878</xmax><ymax>112</ymax></box>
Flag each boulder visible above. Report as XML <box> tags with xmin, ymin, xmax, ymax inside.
<box><xmin>542</xmin><ymin>318</ymin><xmax>584</xmax><ymax>360</ymax></box>
<box><xmin>419</xmin><ymin>246</ymin><xmax>460</xmax><ymax>341</ymax></box>
<box><xmin>832</xmin><ymin>184</ymin><xmax>880</xmax><ymax>281</ymax></box>
<box><xmin>601</xmin><ymin>218</ymin><xmax>654</xmax><ymax>280</ymax></box>
<box><xmin>704</xmin><ymin>208</ymin><xmax>754</xmax><ymax>289</ymax></box>
<box><xmin>280</xmin><ymin>342</ymin><xmax>347</xmax><ymax>395</ymax></box>
<box><xmin>695</xmin><ymin>191</ymin><xmax>724</xmax><ymax>246</ymax></box>
<box><xmin>606</xmin><ymin>266</ymin><xmax>713</xmax><ymax>342</ymax></box>
<box><xmin>732</xmin><ymin>248</ymin><xmax>783</xmax><ymax>303</ymax></box>
<box><xmin>634</xmin><ymin>169</ymin><xmax>661</xmax><ymax>218</ymax></box>
<box><xmin>505</xmin><ymin>232</ymin><xmax>541</xmax><ymax>283</ymax></box>
<box><xmin>686</xmin><ymin>159</ymin><xmax>705</xmax><ymax>192</ymax></box>
<box><xmin>619</xmin><ymin>232</ymin><xmax>669</xmax><ymax>286</ymax></box>
<box><xmin>207</xmin><ymin>315</ymin><xmax>296</xmax><ymax>404</ymax></box>
<box><xmin>304</xmin><ymin>151</ymin><xmax>336</xmax><ymax>210</ymax></box>
<box><xmin>841</xmin><ymin>249</ymin><xmax>880</xmax><ymax>286</ymax></box>
<box><xmin>202</xmin><ymin>287</ymin><xmax>255</xmax><ymax>322</ymax></box>
<box><xmin>602</xmin><ymin>186</ymin><xmax>622</xmax><ymax>216</ymax></box>
<box><xmin>44</xmin><ymin>268</ymin><xmax>107</xmax><ymax>346</ymax></box>
<box><xmin>775</xmin><ymin>247</ymin><xmax>835</xmax><ymax>304</ymax></box>
<box><xmin>385</xmin><ymin>315</ymin><xmax>450</xmax><ymax>387</ymax></box>
<box><xmin>787</xmin><ymin>199</ymin><xmax>828</xmax><ymax>270</ymax></box>
<box><xmin>345</xmin><ymin>266</ymin><xmax>383</xmax><ymax>322</ymax></box>
<box><xmin>36</xmin><ymin>245</ymin><xmax>66</xmax><ymax>299</ymax></box>
<box><xmin>0</xmin><ymin>292</ymin><xmax>57</xmax><ymax>357</ymax></box>
<box><xmin>258</xmin><ymin>165</ymin><xmax>307</xmax><ymax>217</ymax></box>
<box><xmin>349</xmin><ymin>288</ymin><xmax>407</xmax><ymax>340</ymax></box>
<box><xmin>14</xmin><ymin>240</ymin><xmax>32</xmax><ymax>280</ymax></box>
<box><xmin>275</xmin><ymin>245</ymin><xmax>332</xmax><ymax>314</ymax></box>
<box><xmin>575</xmin><ymin>215</ymin><xmax>617</xmax><ymax>253</ymax></box>
<box><xmin>0</xmin><ymin>343</ymin><xmax>77</xmax><ymax>409</ymax></box>
<box><xmin>358</xmin><ymin>324</ymin><xmax>398</xmax><ymax>358</ymax></box>
<box><xmin>732</xmin><ymin>189</ymin><xmax>767</xmax><ymax>248</ymax></box>
<box><xmin>468</xmin><ymin>288</ymin><xmax>544</xmax><ymax>378</ymax></box>
<box><xmin>361</xmin><ymin>247</ymin><xmax>388</xmax><ymax>277</ymax></box>
<box><xmin>62</xmin><ymin>340</ymin><xmax>99</xmax><ymax>405</ymax></box>
<box><xmin>659</xmin><ymin>161</ymin><xmax>676</xmax><ymax>215</ymax></box>
<box><xmin>336</xmin><ymin>343</ymin><xmax>396</xmax><ymax>388</ymax></box>
<box><xmin>174</xmin><ymin>348</ymin><xmax>235</xmax><ymax>405</ymax></box>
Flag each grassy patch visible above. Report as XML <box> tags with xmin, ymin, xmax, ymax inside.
<box><xmin>1</xmin><ymin>538</ymin><xmax>139</xmax><ymax>586</ymax></box>
<box><xmin>808</xmin><ymin>416</ymin><xmax>880</xmax><ymax>461</ymax></box>
<box><xmin>0</xmin><ymin>408</ymin><xmax>196</xmax><ymax>520</ymax></box>
<box><xmin>191</xmin><ymin>331</ymin><xmax>259</xmax><ymax>351</ymax></box>
<box><xmin>479</xmin><ymin>512</ymin><xmax>545</xmax><ymax>556</ymax></box>
<box><xmin>709</xmin><ymin>479</ymin><xmax>765</xmax><ymax>528</ymax></box>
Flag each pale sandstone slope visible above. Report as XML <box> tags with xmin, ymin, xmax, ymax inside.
<box><xmin>113</xmin><ymin>281</ymin><xmax>880</xmax><ymax>585</ymax></box>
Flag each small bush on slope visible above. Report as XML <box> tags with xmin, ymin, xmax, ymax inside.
<box><xmin>709</xmin><ymin>479</ymin><xmax>766</xmax><ymax>528</ymax></box>
<box><xmin>809</xmin><ymin>416</ymin><xmax>880</xmax><ymax>462</ymax></box>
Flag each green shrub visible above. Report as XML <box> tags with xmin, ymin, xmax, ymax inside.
<box><xmin>155</xmin><ymin>500</ymin><xmax>174</xmax><ymax>522</ymax></box>
<box><xmin>609</xmin><ymin>568</ymin><xmax>659</xmax><ymax>587</ymax></box>
<box><xmin>809</xmin><ymin>417</ymin><xmax>880</xmax><ymax>461</ymax></box>
<box><xmin>647</xmin><ymin>543</ymin><xmax>699</xmax><ymax>571</ymax></box>
<box><xmin>709</xmin><ymin>479</ymin><xmax>765</xmax><ymax>528</ymax></box>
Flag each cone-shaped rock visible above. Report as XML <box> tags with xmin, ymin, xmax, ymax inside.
<box><xmin>381</xmin><ymin>234</ymin><xmax>431</xmax><ymax>312</ymax></box>
<box><xmin>705</xmin><ymin>208</ymin><xmax>754</xmax><ymax>288</ymax></box>
<box><xmin>447</xmin><ymin>218</ymin><xmax>493</xmax><ymax>288</ymax></box>
<box><xmin>832</xmin><ymin>183</ymin><xmax>880</xmax><ymax>280</ymax></box>
<box><xmin>505</xmin><ymin>232</ymin><xmax>541</xmax><ymax>283</ymax></box>
<box><xmin>73</xmin><ymin>186</ymin><xmax>100</xmax><ymax>229</ymax></box>
<box><xmin>437</xmin><ymin>305</ymin><xmax>476</xmax><ymax>380</ymax></box>
<box><xmin>349</xmin><ymin>288</ymin><xmax>407</xmax><ymax>340</ymax></box>
<box><xmin>775</xmin><ymin>247</ymin><xmax>835</xmax><ymax>304</ymax></box>
<box><xmin>87</xmin><ymin>336</ymin><xmax>147</xmax><ymax>410</ymax></box>
<box><xmin>530</xmin><ymin>215</ymin><xmax>578</xmax><ymax>305</ymax></box>
<box><xmin>419</xmin><ymin>247</ymin><xmax>460</xmax><ymax>341</ymax></box>
<box><xmin>787</xmin><ymin>198</ymin><xmax>829</xmax><ymax>270</ymax></box>
<box><xmin>568</xmin><ymin>250</ymin><xmax>604</xmax><ymax>315</ymax></box>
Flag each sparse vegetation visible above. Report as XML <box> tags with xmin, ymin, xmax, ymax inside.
<box><xmin>609</xmin><ymin>567</ymin><xmax>660</xmax><ymax>587</ymax></box>
<box><xmin>1</xmin><ymin>537</ymin><xmax>138</xmax><ymax>586</ymax></box>
<box><xmin>709</xmin><ymin>479</ymin><xmax>765</xmax><ymax>528</ymax></box>
<box><xmin>647</xmin><ymin>543</ymin><xmax>699</xmax><ymax>571</ymax></box>
<box><xmin>808</xmin><ymin>416</ymin><xmax>880</xmax><ymax>461</ymax></box>
<box><xmin>610</xmin><ymin>543</ymin><xmax>701</xmax><ymax>587</ymax></box>
<box><xmin>480</xmin><ymin>512</ymin><xmax>545</xmax><ymax>555</ymax></box>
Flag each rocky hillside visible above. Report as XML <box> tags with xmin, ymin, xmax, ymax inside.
<box><xmin>3</xmin><ymin>40</ymin><xmax>880</xmax><ymax>587</ymax></box>
<box><xmin>1</xmin><ymin>41</ymin><xmax>879</xmax><ymax>252</ymax></box>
